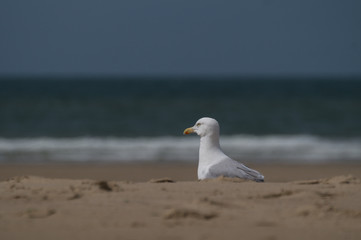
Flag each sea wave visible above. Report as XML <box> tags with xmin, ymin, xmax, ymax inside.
<box><xmin>0</xmin><ymin>135</ymin><xmax>360</xmax><ymax>163</ymax></box>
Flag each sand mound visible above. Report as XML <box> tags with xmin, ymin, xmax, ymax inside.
<box><xmin>1</xmin><ymin>175</ymin><xmax>360</xmax><ymax>240</ymax></box>
<box><xmin>295</xmin><ymin>174</ymin><xmax>360</xmax><ymax>185</ymax></box>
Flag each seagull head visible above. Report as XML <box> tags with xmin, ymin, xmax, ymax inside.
<box><xmin>183</xmin><ymin>117</ymin><xmax>220</xmax><ymax>137</ymax></box>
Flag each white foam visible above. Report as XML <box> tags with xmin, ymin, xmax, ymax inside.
<box><xmin>0</xmin><ymin>135</ymin><xmax>360</xmax><ymax>163</ymax></box>
<box><xmin>221</xmin><ymin>135</ymin><xmax>361</xmax><ymax>163</ymax></box>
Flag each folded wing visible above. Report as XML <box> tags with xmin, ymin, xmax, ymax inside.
<box><xmin>208</xmin><ymin>158</ymin><xmax>264</xmax><ymax>182</ymax></box>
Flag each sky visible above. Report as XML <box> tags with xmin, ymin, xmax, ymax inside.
<box><xmin>1</xmin><ymin>0</ymin><xmax>361</xmax><ymax>77</ymax></box>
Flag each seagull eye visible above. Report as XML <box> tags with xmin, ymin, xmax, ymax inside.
<box><xmin>196</xmin><ymin>123</ymin><xmax>201</xmax><ymax>127</ymax></box>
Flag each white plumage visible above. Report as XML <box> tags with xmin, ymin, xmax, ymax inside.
<box><xmin>184</xmin><ymin>117</ymin><xmax>264</xmax><ymax>182</ymax></box>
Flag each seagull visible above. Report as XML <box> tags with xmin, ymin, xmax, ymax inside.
<box><xmin>184</xmin><ymin>117</ymin><xmax>264</xmax><ymax>182</ymax></box>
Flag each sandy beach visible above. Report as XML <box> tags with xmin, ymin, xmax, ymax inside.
<box><xmin>1</xmin><ymin>163</ymin><xmax>361</xmax><ymax>240</ymax></box>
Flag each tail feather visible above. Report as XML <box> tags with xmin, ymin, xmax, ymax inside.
<box><xmin>237</xmin><ymin>165</ymin><xmax>264</xmax><ymax>183</ymax></box>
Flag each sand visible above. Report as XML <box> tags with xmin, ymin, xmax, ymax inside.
<box><xmin>0</xmin><ymin>163</ymin><xmax>361</xmax><ymax>240</ymax></box>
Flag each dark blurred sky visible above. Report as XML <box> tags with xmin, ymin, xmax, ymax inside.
<box><xmin>1</xmin><ymin>0</ymin><xmax>360</xmax><ymax>77</ymax></box>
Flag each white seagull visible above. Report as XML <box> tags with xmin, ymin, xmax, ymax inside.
<box><xmin>184</xmin><ymin>117</ymin><xmax>264</xmax><ymax>182</ymax></box>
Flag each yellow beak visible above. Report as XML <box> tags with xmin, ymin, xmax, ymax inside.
<box><xmin>183</xmin><ymin>127</ymin><xmax>194</xmax><ymax>135</ymax></box>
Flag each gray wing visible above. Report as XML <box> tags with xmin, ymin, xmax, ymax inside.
<box><xmin>208</xmin><ymin>158</ymin><xmax>264</xmax><ymax>182</ymax></box>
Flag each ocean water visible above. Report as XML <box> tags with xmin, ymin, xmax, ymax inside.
<box><xmin>0</xmin><ymin>77</ymin><xmax>360</xmax><ymax>163</ymax></box>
